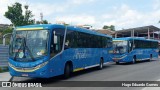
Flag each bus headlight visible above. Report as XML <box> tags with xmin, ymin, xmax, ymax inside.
<box><xmin>34</xmin><ymin>61</ymin><xmax>48</xmax><ymax>69</ymax></box>
<box><xmin>8</xmin><ymin>62</ymin><xmax>13</xmax><ymax>67</ymax></box>
<box><xmin>8</xmin><ymin>61</ymin><xmax>49</xmax><ymax>72</ymax></box>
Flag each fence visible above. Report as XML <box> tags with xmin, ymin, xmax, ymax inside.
<box><xmin>0</xmin><ymin>44</ymin><xmax>9</xmax><ymax>67</ymax></box>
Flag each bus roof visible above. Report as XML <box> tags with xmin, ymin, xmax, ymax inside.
<box><xmin>113</xmin><ymin>37</ymin><xmax>158</xmax><ymax>42</ymax></box>
<box><xmin>15</xmin><ymin>24</ymin><xmax>112</xmax><ymax>38</ymax></box>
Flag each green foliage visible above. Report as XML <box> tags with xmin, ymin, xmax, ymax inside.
<box><xmin>103</xmin><ymin>25</ymin><xmax>115</xmax><ymax>31</ymax></box>
<box><xmin>110</xmin><ymin>25</ymin><xmax>115</xmax><ymax>31</ymax></box>
<box><xmin>4</xmin><ymin>2</ymin><xmax>34</xmax><ymax>26</ymax></box>
<box><xmin>103</xmin><ymin>25</ymin><xmax>109</xmax><ymax>29</ymax></box>
<box><xmin>36</xmin><ymin>21</ymin><xmax>41</xmax><ymax>24</ymax></box>
<box><xmin>36</xmin><ymin>20</ymin><xmax>49</xmax><ymax>24</ymax></box>
<box><xmin>64</xmin><ymin>24</ymin><xmax>69</xmax><ymax>26</ymax></box>
<box><xmin>2</xmin><ymin>27</ymin><xmax>12</xmax><ymax>35</ymax></box>
<box><xmin>0</xmin><ymin>27</ymin><xmax>13</xmax><ymax>45</ymax></box>
<box><xmin>0</xmin><ymin>67</ymin><xmax>9</xmax><ymax>73</ymax></box>
<box><xmin>43</xmin><ymin>20</ymin><xmax>48</xmax><ymax>24</ymax></box>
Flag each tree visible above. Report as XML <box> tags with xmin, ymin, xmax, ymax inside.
<box><xmin>110</xmin><ymin>25</ymin><xmax>115</xmax><ymax>31</ymax></box>
<box><xmin>2</xmin><ymin>27</ymin><xmax>13</xmax><ymax>35</ymax></box>
<box><xmin>103</xmin><ymin>25</ymin><xmax>115</xmax><ymax>31</ymax></box>
<box><xmin>103</xmin><ymin>25</ymin><xmax>109</xmax><ymax>29</ymax></box>
<box><xmin>4</xmin><ymin>2</ymin><xmax>34</xmax><ymax>26</ymax></box>
<box><xmin>43</xmin><ymin>20</ymin><xmax>48</xmax><ymax>24</ymax></box>
<box><xmin>36</xmin><ymin>21</ymin><xmax>41</xmax><ymax>24</ymax></box>
<box><xmin>36</xmin><ymin>20</ymin><xmax>49</xmax><ymax>24</ymax></box>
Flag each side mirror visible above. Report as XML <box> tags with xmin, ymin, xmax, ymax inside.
<box><xmin>128</xmin><ymin>41</ymin><xmax>133</xmax><ymax>53</ymax></box>
<box><xmin>129</xmin><ymin>41</ymin><xmax>131</xmax><ymax>47</ymax></box>
<box><xmin>53</xmin><ymin>31</ymin><xmax>57</xmax><ymax>44</ymax></box>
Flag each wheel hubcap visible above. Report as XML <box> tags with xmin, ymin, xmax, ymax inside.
<box><xmin>100</xmin><ymin>62</ymin><xmax>103</xmax><ymax>68</ymax></box>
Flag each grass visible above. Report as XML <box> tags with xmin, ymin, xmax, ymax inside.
<box><xmin>0</xmin><ymin>67</ymin><xmax>9</xmax><ymax>73</ymax></box>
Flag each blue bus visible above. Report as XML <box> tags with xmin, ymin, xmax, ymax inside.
<box><xmin>112</xmin><ymin>37</ymin><xmax>159</xmax><ymax>64</ymax></box>
<box><xmin>8</xmin><ymin>24</ymin><xmax>113</xmax><ymax>78</ymax></box>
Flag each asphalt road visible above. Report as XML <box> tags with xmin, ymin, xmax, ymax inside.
<box><xmin>1</xmin><ymin>58</ymin><xmax>160</xmax><ymax>90</ymax></box>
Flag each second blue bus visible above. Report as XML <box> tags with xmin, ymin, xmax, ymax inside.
<box><xmin>112</xmin><ymin>37</ymin><xmax>159</xmax><ymax>64</ymax></box>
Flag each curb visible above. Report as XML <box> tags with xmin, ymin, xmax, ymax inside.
<box><xmin>0</xmin><ymin>72</ymin><xmax>12</xmax><ymax>81</ymax></box>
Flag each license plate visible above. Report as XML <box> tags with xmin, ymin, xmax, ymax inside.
<box><xmin>22</xmin><ymin>74</ymin><xmax>28</xmax><ymax>77</ymax></box>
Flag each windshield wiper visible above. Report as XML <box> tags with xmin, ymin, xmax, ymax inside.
<box><xmin>14</xmin><ymin>38</ymin><xmax>25</xmax><ymax>60</ymax></box>
<box><xmin>13</xmin><ymin>37</ymin><xmax>35</xmax><ymax>61</ymax></box>
<box><xmin>23</xmin><ymin>37</ymin><xmax>35</xmax><ymax>61</ymax></box>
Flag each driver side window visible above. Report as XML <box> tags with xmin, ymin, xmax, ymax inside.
<box><xmin>128</xmin><ymin>40</ymin><xmax>133</xmax><ymax>52</ymax></box>
<box><xmin>50</xmin><ymin>28</ymin><xmax>65</xmax><ymax>58</ymax></box>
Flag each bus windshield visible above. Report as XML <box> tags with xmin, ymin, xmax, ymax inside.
<box><xmin>9</xmin><ymin>30</ymin><xmax>49</xmax><ymax>62</ymax></box>
<box><xmin>113</xmin><ymin>40</ymin><xmax>127</xmax><ymax>54</ymax></box>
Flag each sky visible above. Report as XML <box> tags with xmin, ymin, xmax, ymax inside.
<box><xmin>0</xmin><ymin>0</ymin><xmax>160</xmax><ymax>30</ymax></box>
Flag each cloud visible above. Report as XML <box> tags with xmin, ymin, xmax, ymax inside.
<box><xmin>0</xmin><ymin>0</ymin><xmax>97</xmax><ymax>24</ymax></box>
<box><xmin>0</xmin><ymin>0</ymin><xmax>30</xmax><ymax>24</ymax></box>
<box><xmin>1</xmin><ymin>0</ymin><xmax>160</xmax><ymax>30</ymax></box>
<box><xmin>68</xmin><ymin>0</ymin><xmax>96</xmax><ymax>5</ymax></box>
<box><xmin>153</xmin><ymin>0</ymin><xmax>160</xmax><ymax>10</ymax></box>
<box><xmin>101</xmin><ymin>4</ymin><xmax>160</xmax><ymax>30</ymax></box>
<box><xmin>29</xmin><ymin>3</ymin><xmax>67</xmax><ymax>21</ymax></box>
<box><xmin>55</xmin><ymin>14</ymin><xmax>96</xmax><ymax>25</ymax></box>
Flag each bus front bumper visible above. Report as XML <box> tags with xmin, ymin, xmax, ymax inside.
<box><xmin>8</xmin><ymin>61</ymin><xmax>51</xmax><ymax>78</ymax></box>
<box><xmin>112</xmin><ymin>55</ymin><xmax>129</xmax><ymax>63</ymax></box>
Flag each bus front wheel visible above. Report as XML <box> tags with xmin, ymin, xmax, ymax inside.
<box><xmin>149</xmin><ymin>54</ymin><xmax>152</xmax><ymax>62</ymax></box>
<box><xmin>132</xmin><ymin>56</ymin><xmax>136</xmax><ymax>64</ymax></box>
<box><xmin>64</xmin><ymin>63</ymin><xmax>72</xmax><ymax>79</ymax></box>
<box><xmin>116</xmin><ymin>62</ymin><xmax>119</xmax><ymax>64</ymax></box>
<box><xmin>98</xmin><ymin>58</ymin><xmax>104</xmax><ymax>70</ymax></box>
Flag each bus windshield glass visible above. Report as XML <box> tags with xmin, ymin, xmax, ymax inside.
<box><xmin>113</xmin><ymin>40</ymin><xmax>128</xmax><ymax>54</ymax></box>
<box><xmin>9</xmin><ymin>30</ymin><xmax>49</xmax><ymax>62</ymax></box>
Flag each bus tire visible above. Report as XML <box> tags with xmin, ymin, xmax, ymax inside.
<box><xmin>64</xmin><ymin>63</ymin><xmax>72</xmax><ymax>79</ymax></box>
<box><xmin>116</xmin><ymin>62</ymin><xmax>119</xmax><ymax>64</ymax></box>
<box><xmin>149</xmin><ymin>54</ymin><xmax>152</xmax><ymax>62</ymax></box>
<box><xmin>132</xmin><ymin>56</ymin><xmax>136</xmax><ymax>64</ymax></box>
<box><xmin>98</xmin><ymin>58</ymin><xmax>104</xmax><ymax>70</ymax></box>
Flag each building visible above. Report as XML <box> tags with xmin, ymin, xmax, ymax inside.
<box><xmin>76</xmin><ymin>25</ymin><xmax>93</xmax><ymax>29</ymax></box>
<box><xmin>113</xmin><ymin>25</ymin><xmax>160</xmax><ymax>40</ymax></box>
<box><xmin>0</xmin><ymin>24</ymin><xmax>10</xmax><ymax>30</ymax></box>
<box><xmin>96</xmin><ymin>29</ymin><xmax>115</xmax><ymax>36</ymax></box>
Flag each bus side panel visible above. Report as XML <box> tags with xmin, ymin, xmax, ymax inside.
<box><xmin>63</xmin><ymin>48</ymin><xmax>90</xmax><ymax>71</ymax></box>
<box><xmin>103</xmin><ymin>48</ymin><xmax>113</xmax><ymax>63</ymax></box>
<box><xmin>151</xmin><ymin>49</ymin><xmax>158</xmax><ymax>58</ymax></box>
<box><xmin>49</xmin><ymin>55</ymin><xmax>66</xmax><ymax>77</ymax></box>
<box><xmin>134</xmin><ymin>49</ymin><xmax>143</xmax><ymax>61</ymax></box>
<box><xmin>49</xmin><ymin>47</ymin><xmax>115</xmax><ymax>77</ymax></box>
<box><xmin>91</xmin><ymin>48</ymin><xmax>101</xmax><ymax>66</ymax></box>
<box><xmin>49</xmin><ymin>48</ymin><xmax>87</xmax><ymax>77</ymax></box>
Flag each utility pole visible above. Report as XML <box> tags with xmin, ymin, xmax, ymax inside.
<box><xmin>40</xmin><ymin>13</ymin><xmax>43</xmax><ymax>24</ymax></box>
<box><xmin>24</xmin><ymin>5</ymin><xmax>29</xmax><ymax>24</ymax></box>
